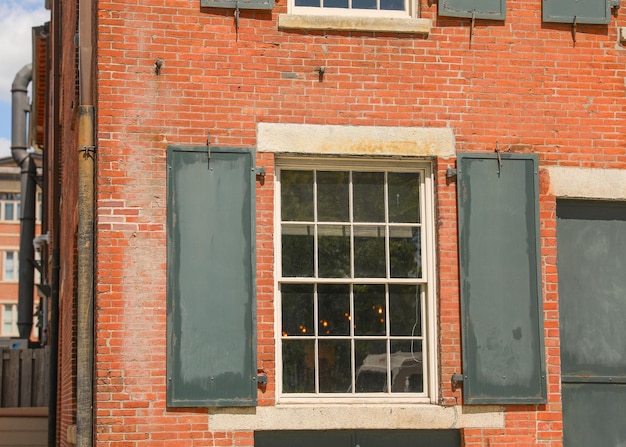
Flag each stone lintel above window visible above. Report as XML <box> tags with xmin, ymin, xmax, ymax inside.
<box><xmin>257</xmin><ymin>123</ymin><xmax>455</xmax><ymax>158</ymax></box>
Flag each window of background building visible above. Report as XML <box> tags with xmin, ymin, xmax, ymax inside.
<box><xmin>277</xmin><ymin>159</ymin><xmax>435</xmax><ymax>401</ymax></box>
<box><xmin>3</xmin><ymin>250</ymin><xmax>19</xmax><ymax>281</ymax></box>
<box><xmin>0</xmin><ymin>193</ymin><xmax>21</xmax><ymax>222</ymax></box>
<box><xmin>1</xmin><ymin>303</ymin><xmax>18</xmax><ymax>336</ymax></box>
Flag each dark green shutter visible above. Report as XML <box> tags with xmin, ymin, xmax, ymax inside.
<box><xmin>557</xmin><ymin>201</ymin><xmax>626</xmax><ymax>446</ymax></box>
<box><xmin>457</xmin><ymin>153</ymin><xmax>546</xmax><ymax>404</ymax></box>
<box><xmin>543</xmin><ymin>0</ymin><xmax>611</xmax><ymax>24</ymax></box>
<box><xmin>438</xmin><ymin>0</ymin><xmax>506</xmax><ymax>20</ymax></box>
<box><xmin>201</xmin><ymin>0</ymin><xmax>273</xmax><ymax>9</ymax></box>
<box><xmin>167</xmin><ymin>145</ymin><xmax>257</xmax><ymax>407</ymax></box>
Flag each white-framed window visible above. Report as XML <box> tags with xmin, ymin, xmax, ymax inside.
<box><xmin>3</xmin><ymin>250</ymin><xmax>19</xmax><ymax>282</ymax></box>
<box><xmin>1</xmin><ymin>303</ymin><xmax>18</xmax><ymax>336</ymax></box>
<box><xmin>276</xmin><ymin>157</ymin><xmax>436</xmax><ymax>402</ymax></box>
<box><xmin>290</xmin><ymin>0</ymin><xmax>416</xmax><ymax>18</ymax></box>
<box><xmin>0</xmin><ymin>193</ymin><xmax>21</xmax><ymax>222</ymax></box>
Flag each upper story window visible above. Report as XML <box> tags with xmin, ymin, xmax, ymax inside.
<box><xmin>0</xmin><ymin>193</ymin><xmax>21</xmax><ymax>222</ymax></box>
<box><xmin>292</xmin><ymin>0</ymin><xmax>410</xmax><ymax>16</ymax></box>
<box><xmin>276</xmin><ymin>158</ymin><xmax>436</xmax><ymax>402</ymax></box>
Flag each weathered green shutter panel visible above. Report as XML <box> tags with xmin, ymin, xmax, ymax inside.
<box><xmin>439</xmin><ymin>0</ymin><xmax>506</xmax><ymax>20</ymax></box>
<box><xmin>167</xmin><ymin>145</ymin><xmax>257</xmax><ymax>407</ymax></box>
<box><xmin>201</xmin><ymin>0</ymin><xmax>273</xmax><ymax>9</ymax></box>
<box><xmin>543</xmin><ymin>0</ymin><xmax>611</xmax><ymax>24</ymax></box>
<box><xmin>457</xmin><ymin>153</ymin><xmax>546</xmax><ymax>404</ymax></box>
<box><xmin>557</xmin><ymin>201</ymin><xmax>626</xmax><ymax>446</ymax></box>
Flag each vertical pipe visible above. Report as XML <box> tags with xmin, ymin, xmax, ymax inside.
<box><xmin>11</xmin><ymin>64</ymin><xmax>37</xmax><ymax>341</ymax></box>
<box><xmin>77</xmin><ymin>0</ymin><xmax>95</xmax><ymax>440</ymax></box>
<box><xmin>76</xmin><ymin>105</ymin><xmax>94</xmax><ymax>447</ymax></box>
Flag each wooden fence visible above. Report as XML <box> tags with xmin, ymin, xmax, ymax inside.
<box><xmin>0</xmin><ymin>348</ymin><xmax>49</xmax><ymax>408</ymax></box>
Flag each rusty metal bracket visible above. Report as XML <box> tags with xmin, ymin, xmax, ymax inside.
<box><xmin>495</xmin><ymin>141</ymin><xmax>503</xmax><ymax>177</ymax></box>
<box><xmin>77</xmin><ymin>145</ymin><xmax>96</xmax><ymax>159</ymax></box>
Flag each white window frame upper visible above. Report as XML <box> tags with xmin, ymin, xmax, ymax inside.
<box><xmin>289</xmin><ymin>0</ymin><xmax>417</xmax><ymax>18</ymax></box>
<box><xmin>1</xmin><ymin>303</ymin><xmax>18</xmax><ymax>337</ymax></box>
<box><xmin>275</xmin><ymin>156</ymin><xmax>438</xmax><ymax>404</ymax></box>
<box><xmin>3</xmin><ymin>250</ymin><xmax>19</xmax><ymax>282</ymax></box>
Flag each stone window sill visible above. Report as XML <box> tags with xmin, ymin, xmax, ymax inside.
<box><xmin>278</xmin><ymin>14</ymin><xmax>431</xmax><ymax>35</ymax></box>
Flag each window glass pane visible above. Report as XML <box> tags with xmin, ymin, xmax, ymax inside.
<box><xmin>281</xmin><ymin>170</ymin><xmax>313</xmax><ymax>222</ymax></box>
<box><xmin>318</xmin><ymin>284</ymin><xmax>351</xmax><ymax>336</ymax></box>
<box><xmin>389</xmin><ymin>285</ymin><xmax>421</xmax><ymax>336</ymax></box>
<box><xmin>323</xmin><ymin>0</ymin><xmax>349</xmax><ymax>7</ymax></box>
<box><xmin>390</xmin><ymin>340</ymin><xmax>423</xmax><ymax>392</ymax></box>
<box><xmin>355</xmin><ymin>340</ymin><xmax>387</xmax><ymax>393</ymax></box>
<box><xmin>282</xmin><ymin>224</ymin><xmax>314</xmax><ymax>277</ymax></box>
<box><xmin>319</xmin><ymin>340</ymin><xmax>351</xmax><ymax>393</ymax></box>
<box><xmin>380</xmin><ymin>0</ymin><xmax>404</xmax><ymax>10</ymax></box>
<box><xmin>282</xmin><ymin>284</ymin><xmax>314</xmax><ymax>336</ymax></box>
<box><xmin>317</xmin><ymin>171</ymin><xmax>349</xmax><ymax>222</ymax></box>
<box><xmin>5</xmin><ymin>252</ymin><xmax>15</xmax><ymax>280</ymax></box>
<box><xmin>389</xmin><ymin>226</ymin><xmax>421</xmax><ymax>278</ymax></box>
<box><xmin>388</xmin><ymin>172</ymin><xmax>420</xmax><ymax>223</ymax></box>
<box><xmin>354</xmin><ymin>226</ymin><xmax>386</xmax><ymax>278</ymax></box>
<box><xmin>295</xmin><ymin>0</ymin><xmax>320</xmax><ymax>5</ymax></box>
<box><xmin>354</xmin><ymin>284</ymin><xmax>386</xmax><ymax>336</ymax></box>
<box><xmin>353</xmin><ymin>172</ymin><xmax>385</xmax><ymax>223</ymax></box>
<box><xmin>318</xmin><ymin>225</ymin><xmax>351</xmax><ymax>278</ymax></box>
<box><xmin>353</xmin><ymin>0</ymin><xmax>376</xmax><ymax>9</ymax></box>
<box><xmin>283</xmin><ymin>339</ymin><xmax>315</xmax><ymax>393</ymax></box>
<box><xmin>5</xmin><ymin>203</ymin><xmax>14</xmax><ymax>221</ymax></box>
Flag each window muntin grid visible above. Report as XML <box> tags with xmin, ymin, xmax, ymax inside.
<box><xmin>278</xmin><ymin>165</ymin><xmax>429</xmax><ymax>398</ymax></box>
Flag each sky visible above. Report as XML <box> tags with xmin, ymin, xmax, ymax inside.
<box><xmin>0</xmin><ymin>0</ymin><xmax>49</xmax><ymax>159</ymax></box>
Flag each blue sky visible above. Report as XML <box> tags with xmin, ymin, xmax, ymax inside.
<box><xmin>0</xmin><ymin>0</ymin><xmax>49</xmax><ymax>158</ymax></box>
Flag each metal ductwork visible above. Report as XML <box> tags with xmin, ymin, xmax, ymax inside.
<box><xmin>11</xmin><ymin>64</ymin><xmax>37</xmax><ymax>340</ymax></box>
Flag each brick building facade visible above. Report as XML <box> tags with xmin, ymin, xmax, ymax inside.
<box><xmin>40</xmin><ymin>0</ymin><xmax>626</xmax><ymax>445</ymax></box>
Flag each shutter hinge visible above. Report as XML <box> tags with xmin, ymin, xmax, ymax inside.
<box><xmin>451</xmin><ymin>374</ymin><xmax>465</xmax><ymax>391</ymax></box>
<box><xmin>256</xmin><ymin>373</ymin><xmax>268</xmax><ymax>386</ymax></box>
<box><xmin>255</xmin><ymin>167</ymin><xmax>266</xmax><ymax>183</ymax></box>
<box><xmin>446</xmin><ymin>168</ymin><xmax>457</xmax><ymax>179</ymax></box>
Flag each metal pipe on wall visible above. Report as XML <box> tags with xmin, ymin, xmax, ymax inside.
<box><xmin>76</xmin><ymin>0</ymin><xmax>95</xmax><ymax>442</ymax></box>
<box><xmin>11</xmin><ymin>64</ymin><xmax>37</xmax><ymax>341</ymax></box>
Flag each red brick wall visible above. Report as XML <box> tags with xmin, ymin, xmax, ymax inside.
<box><xmin>85</xmin><ymin>0</ymin><xmax>626</xmax><ymax>445</ymax></box>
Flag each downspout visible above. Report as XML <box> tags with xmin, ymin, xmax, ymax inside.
<box><xmin>11</xmin><ymin>64</ymin><xmax>37</xmax><ymax>341</ymax></box>
<box><xmin>76</xmin><ymin>0</ymin><xmax>95</xmax><ymax>443</ymax></box>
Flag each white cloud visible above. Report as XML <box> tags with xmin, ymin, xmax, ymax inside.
<box><xmin>0</xmin><ymin>1</ymin><xmax>50</xmax><ymax>105</ymax></box>
<box><xmin>0</xmin><ymin>137</ymin><xmax>11</xmax><ymax>158</ymax></box>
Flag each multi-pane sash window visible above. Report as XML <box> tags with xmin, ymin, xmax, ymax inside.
<box><xmin>278</xmin><ymin>161</ymin><xmax>433</xmax><ymax>399</ymax></box>
<box><xmin>0</xmin><ymin>193</ymin><xmax>21</xmax><ymax>222</ymax></box>
<box><xmin>2</xmin><ymin>303</ymin><xmax>18</xmax><ymax>336</ymax></box>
